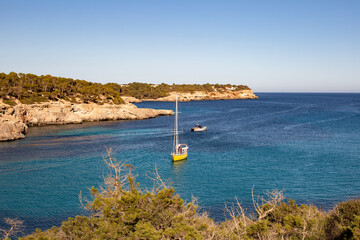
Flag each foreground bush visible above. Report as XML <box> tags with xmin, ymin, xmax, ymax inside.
<box><xmin>5</xmin><ymin>150</ymin><xmax>359</xmax><ymax>239</ymax></box>
<box><xmin>20</xmin><ymin>150</ymin><xmax>217</xmax><ymax>240</ymax></box>
<box><xmin>325</xmin><ymin>198</ymin><xmax>360</xmax><ymax>240</ymax></box>
<box><xmin>217</xmin><ymin>192</ymin><xmax>325</xmax><ymax>239</ymax></box>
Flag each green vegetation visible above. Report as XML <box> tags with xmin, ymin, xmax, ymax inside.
<box><xmin>2</xmin><ymin>100</ymin><xmax>16</xmax><ymax>106</ymax></box>
<box><xmin>0</xmin><ymin>150</ymin><xmax>355</xmax><ymax>239</ymax></box>
<box><xmin>0</xmin><ymin>72</ymin><xmax>125</xmax><ymax>105</ymax></box>
<box><xmin>325</xmin><ymin>199</ymin><xmax>360</xmax><ymax>239</ymax></box>
<box><xmin>0</xmin><ymin>72</ymin><xmax>251</xmax><ymax>105</ymax></box>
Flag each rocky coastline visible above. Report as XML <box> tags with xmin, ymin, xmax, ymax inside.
<box><xmin>122</xmin><ymin>90</ymin><xmax>258</xmax><ymax>103</ymax></box>
<box><xmin>0</xmin><ymin>102</ymin><xmax>173</xmax><ymax>142</ymax></box>
<box><xmin>0</xmin><ymin>89</ymin><xmax>258</xmax><ymax>142</ymax></box>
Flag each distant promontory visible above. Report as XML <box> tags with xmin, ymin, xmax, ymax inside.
<box><xmin>0</xmin><ymin>72</ymin><xmax>258</xmax><ymax>141</ymax></box>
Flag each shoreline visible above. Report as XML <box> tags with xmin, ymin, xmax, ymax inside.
<box><xmin>0</xmin><ymin>102</ymin><xmax>173</xmax><ymax>142</ymax></box>
<box><xmin>122</xmin><ymin>89</ymin><xmax>258</xmax><ymax>103</ymax></box>
<box><xmin>0</xmin><ymin>90</ymin><xmax>258</xmax><ymax>142</ymax></box>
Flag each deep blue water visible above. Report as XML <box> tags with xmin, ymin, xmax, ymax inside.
<box><xmin>1</xmin><ymin>93</ymin><xmax>360</xmax><ymax>235</ymax></box>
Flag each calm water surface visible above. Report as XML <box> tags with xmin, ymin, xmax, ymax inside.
<box><xmin>1</xmin><ymin>93</ymin><xmax>360</xmax><ymax>234</ymax></box>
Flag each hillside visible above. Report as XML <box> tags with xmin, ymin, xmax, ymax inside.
<box><xmin>0</xmin><ymin>72</ymin><xmax>257</xmax><ymax>142</ymax></box>
<box><xmin>0</xmin><ymin>72</ymin><xmax>257</xmax><ymax>105</ymax></box>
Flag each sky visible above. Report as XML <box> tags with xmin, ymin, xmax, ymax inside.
<box><xmin>0</xmin><ymin>0</ymin><xmax>359</xmax><ymax>92</ymax></box>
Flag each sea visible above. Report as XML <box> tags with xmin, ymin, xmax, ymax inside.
<box><xmin>0</xmin><ymin>93</ymin><xmax>360</xmax><ymax>235</ymax></box>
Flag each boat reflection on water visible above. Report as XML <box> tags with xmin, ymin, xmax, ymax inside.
<box><xmin>171</xmin><ymin>158</ymin><xmax>187</xmax><ymax>169</ymax></box>
<box><xmin>171</xmin><ymin>158</ymin><xmax>187</xmax><ymax>180</ymax></box>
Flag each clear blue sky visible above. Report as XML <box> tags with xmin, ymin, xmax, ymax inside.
<box><xmin>0</xmin><ymin>0</ymin><xmax>359</xmax><ymax>92</ymax></box>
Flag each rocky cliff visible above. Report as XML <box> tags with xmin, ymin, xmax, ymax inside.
<box><xmin>0</xmin><ymin>102</ymin><xmax>173</xmax><ymax>141</ymax></box>
<box><xmin>122</xmin><ymin>90</ymin><xmax>258</xmax><ymax>103</ymax></box>
<box><xmin>0</xmin><ymin>89</ymin><xmax>258</xmax><ymax>141</ymax></box>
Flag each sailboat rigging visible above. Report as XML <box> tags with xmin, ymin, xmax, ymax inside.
<box><xmin>171</xmin><ymin>94</ymin><xmax>189</xmax><ymax>161</ymax></box>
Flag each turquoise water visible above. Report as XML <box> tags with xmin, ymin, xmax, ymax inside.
<box><xmin>1</xmin><ymin>93</ymin><xmax>360</xmax><ymax>234</ymax></box>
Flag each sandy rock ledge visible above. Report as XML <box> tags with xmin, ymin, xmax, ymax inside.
<box><xmin>0</xmin><ymin>102</ymin><xmax>173</xmax><ymax>142</ymax></box>
<box><xmin>128</xmin><ymin>90</ymin><xmax>258</xmax><ymax>102</ymax></box>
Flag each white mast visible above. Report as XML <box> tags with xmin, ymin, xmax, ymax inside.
<box><xmin>174</xmin><ymin>94</ymin><xmax>179</xmax><ymax>154</ymax></box>
<box><xmin>173</xmin><ymin>94</ymin><xmax>179</xmax><ymax>154</ymax></box>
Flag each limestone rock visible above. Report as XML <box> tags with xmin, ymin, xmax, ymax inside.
<box><xmin>0</xmin><ymin>102</ymin><xmax>173</xmax><ymax>142</ymax></box>
<box><xmin>127</xmin><ymin>90</ymin><xmax>258</xmax><ymax>102</ymax></box>
<box><xmin>0</xmin><ymin>117</ymin><xmax>28</xmax><ymax>141</ymax></box>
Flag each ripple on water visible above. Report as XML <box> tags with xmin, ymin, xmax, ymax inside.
<box><xmin>0</xmin><ymin>93</ymin><xmax>360</xmax><ymax>235</ymax></box>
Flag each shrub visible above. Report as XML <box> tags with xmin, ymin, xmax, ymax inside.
<box><xmin>218</xmin><ymin>192</ymin><xmax>326</xmax><ymax>239</ymax></box>
<box><xmin>19</xmin><ymin>96</ymin><xmax>49</xmax><ymax>104</ymax></box>
<box><xmin>19</xmin><ymin>98</ymin><xmax>35</xmax><ymax>104</ymax></box>
<box><xmin>19</xmin><ymin>150</ymin><xmax>334</xmax><ymax>239</ymax></box>
<box><xmin>3</xmin><ymin>99</ymin><xmax>16</xmax><ymax>106</ymax></box>
<box><xmin>112</xmin><ymin>96</ymin><xmax>125</xmax><ymax>105</ymax></box>
<box><xmin>21</xmin><ymin>149</ymin><xmax>216</xmax><ymax>239</ymax></box>
<box><xmin>325</xmin><ymin>198</ymin><xmax>360</xmax><ymax>240</ymax></box>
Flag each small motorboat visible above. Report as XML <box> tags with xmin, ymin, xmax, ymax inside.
<box><xmin>191</xmin><ymin>124</ymin><xmax>207</xmax><ymax>132</ymax></box>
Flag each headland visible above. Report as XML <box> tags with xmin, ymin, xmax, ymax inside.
<box><xmin>0</xmin><ymin>72</ymin><xmax>257</xmax><ymax>141</ymax></box>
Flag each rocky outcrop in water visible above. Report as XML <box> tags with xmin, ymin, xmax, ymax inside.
<box><xmin>0</xmin><ymin>116</ymin><xmax>28</xmax><ymax>141</ymax></box>
<box><xmin>0</xmin><ymin>102</ymin><xmax>173</xmax><ymax>142</ymax></box>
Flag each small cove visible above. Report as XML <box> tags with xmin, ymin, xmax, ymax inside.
<box><xmin>1</xmin><ymin>93</ymin><xmax>360</xmax><ymax>234</ymax></box>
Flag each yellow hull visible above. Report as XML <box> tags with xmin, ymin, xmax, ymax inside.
<box><xmin>171</xmin><ymin>153</ymin><xmax>188</xmax><ymax>161</ymax></box>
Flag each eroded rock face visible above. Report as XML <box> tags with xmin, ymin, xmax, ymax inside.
<box><xmin>0</xmin><ymin>89</ymin><xmax>257</xmax><ymax>141</ymax></box>
<box><xmin>0</xmin><ymin>103</ymin><xmax>173</xmax><ymax>141</ymax></box>
<box><xmin>128</xmin><ymin>90</ymin><xmax>258</xmax><ymax>102</ymax></box>
<box><xmin>0</xmin><ymin>120</ymin><xmax>28</xmax><ymax>141</ymax></box>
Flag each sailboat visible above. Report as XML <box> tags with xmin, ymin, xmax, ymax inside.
<box><xmin>171</xmin><ymin>94</ymin><xmax>189</xmax><ymax>161</ymax></box>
